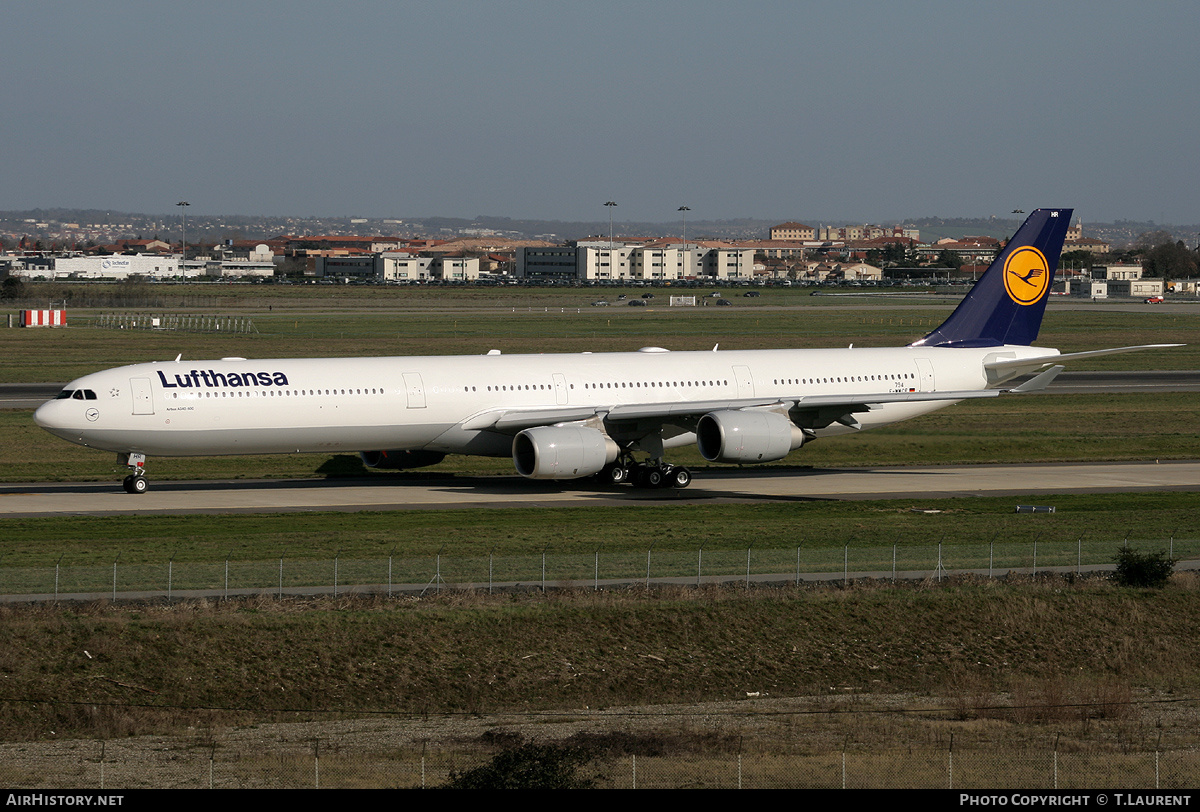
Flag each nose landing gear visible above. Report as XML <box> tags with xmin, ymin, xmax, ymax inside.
<box><xmin>118</xmin><ymin>452</ymin><xmax>149</xmax><ymax>494</ymax></box>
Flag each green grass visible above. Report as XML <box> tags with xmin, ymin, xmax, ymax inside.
<box><xmin>3</xmin><ymin>283</ymin><xmax>1197</xmax><ymax>382</ymax></box>
<box><xmin>0</xmin><ymin>492</ymin><xmax>1195</xmax><ymax>567</ymax></box>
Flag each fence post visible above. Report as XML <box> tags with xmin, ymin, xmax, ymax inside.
<box><xmin>1053</xmin><ymin>733</ymin><xmax>1060</xmax><ymax>789</ymax></box>
<box><xmin>948</xmin><ymin>732</ymin><xmax>954</xmax><ymax>789</ymax></box>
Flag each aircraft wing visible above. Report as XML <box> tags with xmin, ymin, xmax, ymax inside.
<box><xmin>462</xmin><ymin>386</ymin><xmax>1024</xmax><ymax>436</ymax></box>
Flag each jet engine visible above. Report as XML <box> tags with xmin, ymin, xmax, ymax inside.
<box><xmin>512</xmin><ymin>425</ymin><xmax>619</xmax><ymax>480</ymax></box>
<box><xmin>696</xmin><ymin>410</ymin><xmax>805</xmax><ymax>464</ymax></box>
<box><xmin>359</xmin><ymin>450</ymin><xmax>447</xmax><ymax>470</ymax></box>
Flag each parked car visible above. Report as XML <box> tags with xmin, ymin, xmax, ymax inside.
<box><xmin>716</xmin><ymin>298</ymin><xmax>733</xmax><ymax>306</ymax></box>
<box><xmin>1144</xmin><ymin>296</ymin><xmax>1165</xmax><ymax>304</ymax></box>
<box><xmin>591</xmin><ymin>300</ymin><xmax>609</xmax><ymax>307</ymax></box>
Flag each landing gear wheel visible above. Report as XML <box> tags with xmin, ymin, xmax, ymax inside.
<box><xmin>670</xmin><ymin>466</ymin><xmax>692</xmax><ymax>489</ymax></box>
<box><xmin>644</xmin><ymin>467</ymin><xmax>664</xmax><ymax>488</ymax></box>
<box><xmin>123</xmin><ymin>474</ymin><xmax>148</xmax><ymax>494</ymax></box>
<box><xmin>601</xmin><ymin>463</ymin><xmax>628</xmax><ymax>485</ymax></box>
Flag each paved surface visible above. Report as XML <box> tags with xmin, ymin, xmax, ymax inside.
<box><xmin>2</xmin><ymin>460</ymin><xmax>1198</xmax><ymax>517</ymax></box>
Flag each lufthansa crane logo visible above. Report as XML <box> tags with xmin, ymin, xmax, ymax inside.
<box><xmin>1003</xmin><ymin>246</ymin><xmax>1050</xmax><ymax>306</ymax></box>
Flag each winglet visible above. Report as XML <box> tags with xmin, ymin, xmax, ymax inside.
<box><xmin>913</xmin><ymin>208</ymin><xmax>1073</xmax><ymax>348</ymax></box>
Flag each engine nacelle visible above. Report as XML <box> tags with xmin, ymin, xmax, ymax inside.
<box><xmin>359</xmin><ymin>450</ymin><xmax>447</xmax><ymax>470</ymax></box>
<box><xmin>696</xmin><ymin>410</ymin><xmax>805</xmax><ymax>464</ymax></box>
<box><xmin>512</xmin><ymin>425</ymin><xmax>619</xmax><ymax>480</ymax></box>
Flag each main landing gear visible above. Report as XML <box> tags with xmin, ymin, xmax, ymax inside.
<box><xmin>599</xmin><ymin>457</ymin><xmax>691</xmax><ymax>489</ymax></box>
<box><xmin>118</xmin><ymin>452</ymin><xmax>149</xmax><ymax>494</ymax></box>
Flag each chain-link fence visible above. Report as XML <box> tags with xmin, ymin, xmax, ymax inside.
<box><xmin>1</xmin><ymin>733</ymin><xmax>1196</xmax><ymax>789</ymax></box>
<box><xmin>1</xmin><ymin>538</ymin><xmax>1196</xmax><ymax>603</ymax></box>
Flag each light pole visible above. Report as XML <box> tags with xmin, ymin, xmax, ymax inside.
<box><xmin>678</xmin><ymin>206</ymin><xmax>690</xmax><ymax>280</ymax></box>
<box><xmin>605</xmin><ymin>201</ymin><xmax>617</xmax><ymax>281</ymax></box>
<box><xmin>176</xmin><ymin>201</ymin><xmax>190</xmax><ymax>268</ymax></box>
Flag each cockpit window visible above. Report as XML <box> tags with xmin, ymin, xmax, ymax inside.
<box><xmin>84</xmin><ymin>390</ymin><xmax>97</xmax><ymax>400</ymax></box>
<box><xmin>55</xmin><ymin>390</ymin><xmax>75</xmax><ymax>400</ymax></box>
<box><xmin>72</xmin><ymin>391</ymin><xmax>85</xmax><ymax>400</ymax></box>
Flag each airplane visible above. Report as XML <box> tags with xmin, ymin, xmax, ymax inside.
<box><xmin>34</xmin><ymin>208</ymin><xmax>1180</xmax><ymax>494</ymax></box>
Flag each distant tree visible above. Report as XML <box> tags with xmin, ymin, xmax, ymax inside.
<box><xmin>1</xmin><ymin>276</ymin><xmax>26</xmax><ymax>301</ymax></box>
<box><xmin>935</xmin><ymin>250</ymin><xmax>962</xmax><ymax>269</ymax></box>
<box><xmin>1136</xmin><ymin>229</ymin><xmax>1174</xmax><ymax>250</ymax></box>
<box><xmin>1143</xmin><ymin>240</ymin><xmax>1198</xmax><ymax>280</ymax></box>
<box><xmin>1059</xmin><ymin>249</ymin><xmax>1095</xmax><ymax>271</ymax></box>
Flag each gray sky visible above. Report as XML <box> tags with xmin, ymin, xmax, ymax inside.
<box><xmin>3</xmin><ymin>1</ymin><xmax>1197</xmax><ymax>226</ymax></box>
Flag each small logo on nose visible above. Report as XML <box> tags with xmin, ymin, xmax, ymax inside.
<box><xmin>86</xmin><ymin>408</ymin><xmax>99</xmax><ymax>422</ymax></box>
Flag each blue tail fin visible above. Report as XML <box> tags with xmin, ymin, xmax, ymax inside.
<box><xmin>912</xmin><ymin>208</ymin><xmax>1073</xmax><ymax>348</ymax></box>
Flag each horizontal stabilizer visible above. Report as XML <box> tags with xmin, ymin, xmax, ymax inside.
<box><xmin>985</xmin><ymin>344</ymin><xmax>1184</xmax><ymax>376</ymax></box>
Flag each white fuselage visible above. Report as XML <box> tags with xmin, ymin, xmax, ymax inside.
<box><xmin>34</xmin><ymin>343</ymin><xmax>1052</xmax><ymax>459</ymax></box>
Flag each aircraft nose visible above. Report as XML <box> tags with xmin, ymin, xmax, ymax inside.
<box><xmin>33</xmin><ymin>399</ymin><xmax>67</xmax><ymax>431</ymax></box>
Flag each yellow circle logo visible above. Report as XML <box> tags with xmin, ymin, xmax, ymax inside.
<box><xmin>1003</xmin><ymin>246</ymin><xmax>1050</xmax><ymax>305</ymax></box>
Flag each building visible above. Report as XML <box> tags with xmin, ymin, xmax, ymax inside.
<box><xmin>1101</xmin><ymin>264</ymin><xmax>1142</xmax><ymax>281</ymax></box>
<box><xmin>435</xmin><ymin>256</ymin><xmax>480</xmax><ymax>282</ymax></box>
<box><xmin>380</xmin><ymin>253</ymin><xmax>433</xmax><ymax>282</ymax></box>
<box><xmin>769</xmin><ymin>222</ymin><xmax>815</xmax><ymax>241</ymax></box>
<box><xmin>48</xmin><ymin>255</ymin><xmax>184</xmax><ymax>279</ymax></box>
<box><xmin>516</xmin><ymin>246</ymin><xmax>585</xmax><ymax>282</ymax></box>
<box><xmin>576</xmin><ymin>241</ymin><xmax>635</xmax><ymax>281</ymax></box>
